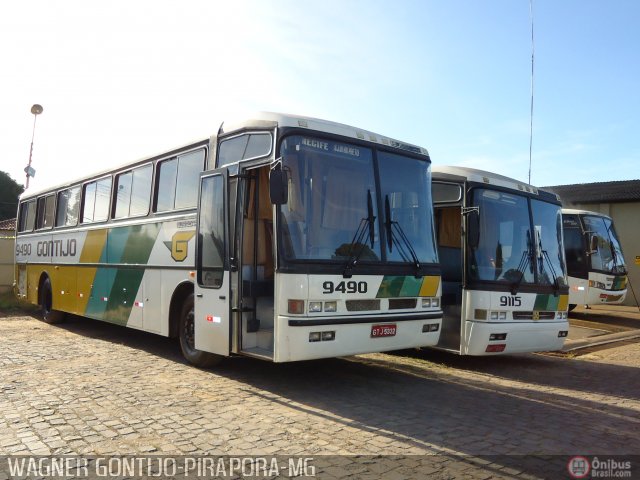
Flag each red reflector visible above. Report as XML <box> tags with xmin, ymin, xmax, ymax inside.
<box><xmin>485</xmin><ymin>344</ymin><xmax>506</xmax><ymax>353</ymax></box>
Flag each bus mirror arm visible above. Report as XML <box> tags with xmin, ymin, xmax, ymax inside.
<box><xmin>466</xmin><ymin>210</ymin><xmax>480</xmax><ymax>249</ymax></box>
<box><xmin>589</xmin><ymin>234</ymin><xmax>598</xmax><ymax>255</ymax></box>
<box><xmin>269</xmin><ymin>161</ymin><xmax>288</xmax><ymax>205</ymax></box>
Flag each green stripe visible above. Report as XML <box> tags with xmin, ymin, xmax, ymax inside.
<box><xmin>85</xmin><ymin>267</ymin><xmax>118</xmax><ymax>318</ymax></box>
<box><xmin>534</xmin><ymin>294</ymin><xmax>558</xmax><ymax>311</ymax></box>
<box><xmin>84</xmin><ymin>224</ymin><xmax>161</xmax><ymax>324</ymax></box>
<box><xmin>377</xmin><ymin>276</ymin><xmax>423</xmax><ymax>298</ymax></box>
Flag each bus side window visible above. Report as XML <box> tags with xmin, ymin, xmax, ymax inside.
<box><xmin>218</xmin><ymin>133</ymin><xmax>272</xmax><ymax>168</ymax></box>
<box><xmin>18</xmin><ymin>200</ymin><xmax>36</xmax><ymax>232</ymax></box>
<box><xmin>82</xmin><ymin>177</ymin><xmax>112</xmax><ymax>223</ymax></box>
<box><xmin>155</xmin><ymin>149</ymin><xmax>204</xmax><ymax>212</ymax></box>
<box><xmin>36</xmin><ymin>194</ymin><xmax>56</xmax><ymax>230</ymax></box>
<box><xmin>115</xmin><ymin>164</ymin><xmax>153</xmax><ymax>219</ymax></box>
<box><xmin>55</xmin><ymin>186</ymin><xmax>80</xmax><ymax>228</ymax></box>
<box><xmin>562</xmin><ymin>216</ymin><xmax>586</xmax><ymax>276</ymax></box>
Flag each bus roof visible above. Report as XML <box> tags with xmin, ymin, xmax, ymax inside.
<box><xmin>562</xmin><ymin>208</ymin><xmax>613</xmax><ymax>219</ymax></box>
<box><xmin>432</xmin><ymin>165</ymin><xmax>560</xmax><ymax>199</ymax></box>
<box><xmin>20</xmin><ymin>112</ymin><xmax>429</xmax><ymax>201</ymax></box>
<box><xmin>221</xmin><ymin>111</ymin><xmax>429</xmax><ymax>155</ymax></box>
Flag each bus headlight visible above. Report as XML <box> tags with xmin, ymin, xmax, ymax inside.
<box><xmin>308</xmin><ymin>302</ymin><xmax>322</xmax><ymax>313</ymax></box>
<box><xmin>422</xmin><ymin>297</ymin><xmax>440</xmax><ymax>308</ymax></box>
<box><xmin>324</xmin><ymin>301</ymin><xmax>337</xmax><ymax>312</ymax></box>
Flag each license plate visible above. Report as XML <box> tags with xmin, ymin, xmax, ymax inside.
<box><xmin>371</xmin><ymin>324</ymin><xmax>397</xmax><ymax>338</ymax></box>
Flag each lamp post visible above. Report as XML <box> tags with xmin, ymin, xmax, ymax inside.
<box><xmin>25</xmin><ymin>104</ymin><xmax>43</xmax><ymax>190</ymax></box>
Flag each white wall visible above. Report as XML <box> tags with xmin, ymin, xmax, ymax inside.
<box><xmin>0</xmin><ymin>234</ymin><xmax>14</xmax><ymax>293</ymax></box>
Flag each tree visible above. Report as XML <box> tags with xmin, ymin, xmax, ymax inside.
<box><xmin>0</xmin><ymin>171</ymin><xmax>24</xmax><ymax>220</ymax></box>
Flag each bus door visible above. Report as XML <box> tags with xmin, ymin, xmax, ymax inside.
<box><xmin>194</xmin><ymin>169</ymin><xmax>231</xmax><ymax>356</ymax></box>
<box><xmin>432</xmin><ymin>180</ymin><xmax>465</xmax><ymax>352</ymax></box>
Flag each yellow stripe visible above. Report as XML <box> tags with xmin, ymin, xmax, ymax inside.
<box><xmin>79</xmin><ymin>229</ymin><xmax>108</xmax><ymax>263</ymax></box>
<box><xmin>418</xmin><ymin>275</ymin><xmax>441</xmax><ymax>297</ymax></box>
<box><xmin>77</xmin><ymin>267</ymin><xmax>98</xmax><ymax>313</ymax></box>
<box><xmin>76</xmin><ymin>229</ymin><xmax>108</xmax><ymax>312</ymax></box>
<box><xmin>557</xmin><ymin>294</ymin><xmax>569</xmax><ymax>311</ymax></box>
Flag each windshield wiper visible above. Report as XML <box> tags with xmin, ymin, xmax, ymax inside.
<box><xmin>342</xmin><ymin>190</ymin><xmax>376</xmax><ymax>278</ymax></box>
<box><xmin>511</xmin><ymin>230</ymin><xmax>533</xmax><ymax>295</ymax></box>
<box><xmin>540</xmin><ymin>249</ymin><xmax>561</xmax><ymax>296</ymax></box>
<box><xmin>608</xmin><ymin>239</ymin><xmax>627</xmax><ymax>274</ymax></box>
<box><xmin>384</xmin><ymin>195</ymin><xmax>422</xmax><ymax>278</ymax></box>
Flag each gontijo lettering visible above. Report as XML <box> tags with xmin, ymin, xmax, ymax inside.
<box><xmin>37</xmin><ymin>239</ymin><xmax>77</xmax><ymax>257</ymax></box>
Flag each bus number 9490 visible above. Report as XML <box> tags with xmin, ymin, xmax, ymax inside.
<box><xmin>323</xmin><ymin>281</ymin><xmax>367</xmax><ymax>294</ymax></box>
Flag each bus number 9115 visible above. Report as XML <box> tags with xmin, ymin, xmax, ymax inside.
<box><xmin>323</xmin><ymin>281</ymin><xmax>368</xmax><ymax>294</ymax></box>
<box><xmin>499</xmin><ymin>296</ymin><xmax>522</xmax><ymax>307</ymax></box>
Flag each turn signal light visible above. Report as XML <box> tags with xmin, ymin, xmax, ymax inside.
<box><xmin>288</xmin><ymin>299</ymin><xmax>305</xmax><ymax>314</ymax></box>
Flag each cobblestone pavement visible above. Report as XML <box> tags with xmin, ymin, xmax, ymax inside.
<box><xmin>1</xmin><ymin>313</ymin><xmax>639</xmax><ymax>479</ymax></box>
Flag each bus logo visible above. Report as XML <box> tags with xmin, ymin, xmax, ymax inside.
<box><xmin>164</xmin><ymin>231</ymin><xmax>196</xmax><ymax>262</ymax></box>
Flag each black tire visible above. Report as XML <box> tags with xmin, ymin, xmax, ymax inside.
<box><xmin>179</xmin><ymin>294</ymin><xmax>222</xmax><ymax>368</ymax></box>
<box><xmin>568</xmin><ymin>304</ymin><xmax>577</xmax><ymax>312</ymax></box>
<box><xmin>40</xmin><ymin>277</ymin><xmax>66</xmax><ymax>324</ymax></box>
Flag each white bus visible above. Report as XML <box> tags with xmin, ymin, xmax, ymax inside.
<box><xmin>561</xmin><ymin>208</ymin><xmax>628</xmax><ymax>310</ymax></box>
<box><xmin>431</xmin><ymin>166</ymin><xmax>569</xmax><ymax>355</ymax></box>
<box><xmin>14</xmin><ymin>112</ymin><xmax>442</xmax><ymax>367</ymax></box>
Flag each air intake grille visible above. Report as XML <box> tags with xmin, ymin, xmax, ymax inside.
<box><xmin>389</xmin><ymin>298</ymin><xmax>417</xmax><ymax>310</ymax></box>
<box><xmin>345</xmin><ymin>300</ymin><xmax>381</xmax><ymax>312</ymax></box>
<box><xmin>513</xmin><ymin>311</ymin><xmax>556</xmax><ymax>320</ymax></box>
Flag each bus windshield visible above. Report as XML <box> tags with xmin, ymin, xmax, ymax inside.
<box><xmin>279</xmin><ymin>135</ymin><xmax>437</xmax><ymax>265</ymax></box>
<box><xmin>469</xmin><ymin>189</ymin><xmax>567</xmax><ymax>287</ymax></box>
<box><xmin>583</xmin><ymin>215</ymin><xmax>627</xmax><ymax>273</ymax></box>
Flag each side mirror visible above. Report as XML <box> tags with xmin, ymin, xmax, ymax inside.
<box><xmin>269</xmin><ymin>164</ymin><xmax>288</xmax><ymax>205</ymax></box>
<box><xmin>467</xmin><ymin>210</ymin><xmax>480</xmax><ymax>249</ymax></box>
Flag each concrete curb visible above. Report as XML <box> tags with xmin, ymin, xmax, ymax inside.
<box><xmin>562</xmin><ymin>329</ymin><xmax>640</xmax><ymax>352</ymax></box>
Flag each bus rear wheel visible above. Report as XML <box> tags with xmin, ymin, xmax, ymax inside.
<box><xmin>179</xmin><ymin>294</ymin><xmax>222</xmax><ymax>368</ymax></box>
<box><xmin>40</xmin><ymin>277</ymin><xmax>66</xmax><ymax>324</ymax></box>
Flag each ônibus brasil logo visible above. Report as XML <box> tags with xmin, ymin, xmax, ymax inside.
<box><xmin>567</xmin><ymin>456</ymin><xmax>591</xmax><ymax>479</ymax></box>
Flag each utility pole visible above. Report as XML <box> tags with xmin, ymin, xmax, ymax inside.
<box><xmin>25</xmin><ymin>104</ymin><xmax>43</xmax><ymax>189</ymax></box>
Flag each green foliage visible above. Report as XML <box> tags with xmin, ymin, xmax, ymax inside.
<box><xmin>0</xmin><ymin>171</ymin><xmax>24</xmax><ymax>221</ymax></box>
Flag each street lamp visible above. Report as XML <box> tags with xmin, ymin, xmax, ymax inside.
<box><xmin>25</xmin><ymin>103</ymin><xmax>43</xmax><ymax>189</ymax></box>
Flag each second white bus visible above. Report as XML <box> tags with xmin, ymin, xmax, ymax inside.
<box><xmin>431</xmin><ymin>166</ymin><xmax>569</xmax><ymax>355</ymax></box>
<box><xmin>561</xmin><ymin>209</ymin><xmax>628</xmax><ymax>310</ymax></box>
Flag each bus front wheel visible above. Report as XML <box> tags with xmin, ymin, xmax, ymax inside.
<box><xmin>179</xmin><ymin>294</ymin><xmax>222</xmax><ymax>368</ymax></box>
<box><xmin>40</xmin><ymin>277</ymin><xmax>66</xmax><ymax>324</ymax></box>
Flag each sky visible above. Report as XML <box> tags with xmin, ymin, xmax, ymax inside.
<box><xmin>1</xmin><ymin>0</ymin><xmax>639</xmax><ymax>195</ymax></box>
